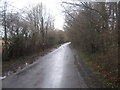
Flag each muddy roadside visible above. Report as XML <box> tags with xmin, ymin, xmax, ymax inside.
<box><xmin>71</xmin><ymin>47</ymin><xmax>106</xmax><ymax>88</ymax></box>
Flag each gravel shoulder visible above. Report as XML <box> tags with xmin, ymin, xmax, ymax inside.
<box><xmin>72</xmin><ymin>48</ymin><xmax>106</xmax><ymax>88</ymax></box>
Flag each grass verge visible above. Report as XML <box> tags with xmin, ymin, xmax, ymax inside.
<box><xmin>79</xmin><ymin>52</ymin><xmax>118</xmax><ymax>88</ymax></box>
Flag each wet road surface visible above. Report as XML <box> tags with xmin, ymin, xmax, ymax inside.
<box><xmin>3</xmin><ymin>42</ymin><xmax>88</xmax><ymax>88</ymax></box>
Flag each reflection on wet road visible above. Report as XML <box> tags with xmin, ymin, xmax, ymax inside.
<box><xmin>3</xmin><ymin>42</ymin><xmax>87</xmax><ymax>88</ymax></box>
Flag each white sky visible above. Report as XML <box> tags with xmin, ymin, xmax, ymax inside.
<box><xmin>4</xmin><ymin>0</ymin><xmax>65</xmax><ymax>30</ymax></box>
<box><xmin>1</xmin><ymin>0</ymin><xmax>118</xmax><ymax>31</ymax></box>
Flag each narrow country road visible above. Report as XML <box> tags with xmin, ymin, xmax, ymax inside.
<box><xmin>3</xmin><ymin>42</ymin><xmax>88</xmax><ymax>88</ymax></box>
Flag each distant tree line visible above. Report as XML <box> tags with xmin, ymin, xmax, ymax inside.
<box><xmin>1</xmin><ymin>2</ymin><xmax>65</xmax><ymax>61</ymax></box>
<box><xmin>63</xmin><ymin>1</ymin><xmax>119</xmax><ymax>88</ymax></box>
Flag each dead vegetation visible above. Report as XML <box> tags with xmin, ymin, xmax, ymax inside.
<box><xmin>63</xmin><ymin>1</ymin><xmax>119</xmax><ymax>88</ymax></box>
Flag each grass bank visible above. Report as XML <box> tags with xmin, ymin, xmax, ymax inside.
<box><xmin>79</xmin><ymin>52</ymin><xmax>118</xmax><ymax>88</ymax></box>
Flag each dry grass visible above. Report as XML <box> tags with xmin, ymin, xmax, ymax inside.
<box><xmin>86</xmin><ymin>48</ymin><xmax>119</xmax><ymax>88</ymax></box>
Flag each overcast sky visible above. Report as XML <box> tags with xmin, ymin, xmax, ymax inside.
<box><xmin>1</xmin><ymin>0</ymin><xmax>118</xmax><ymax>31</ymax></box>
<box><xmin>3</xmin><ymin>0</ymin><xmax>66</xmax><ymax>30</ymax></box>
